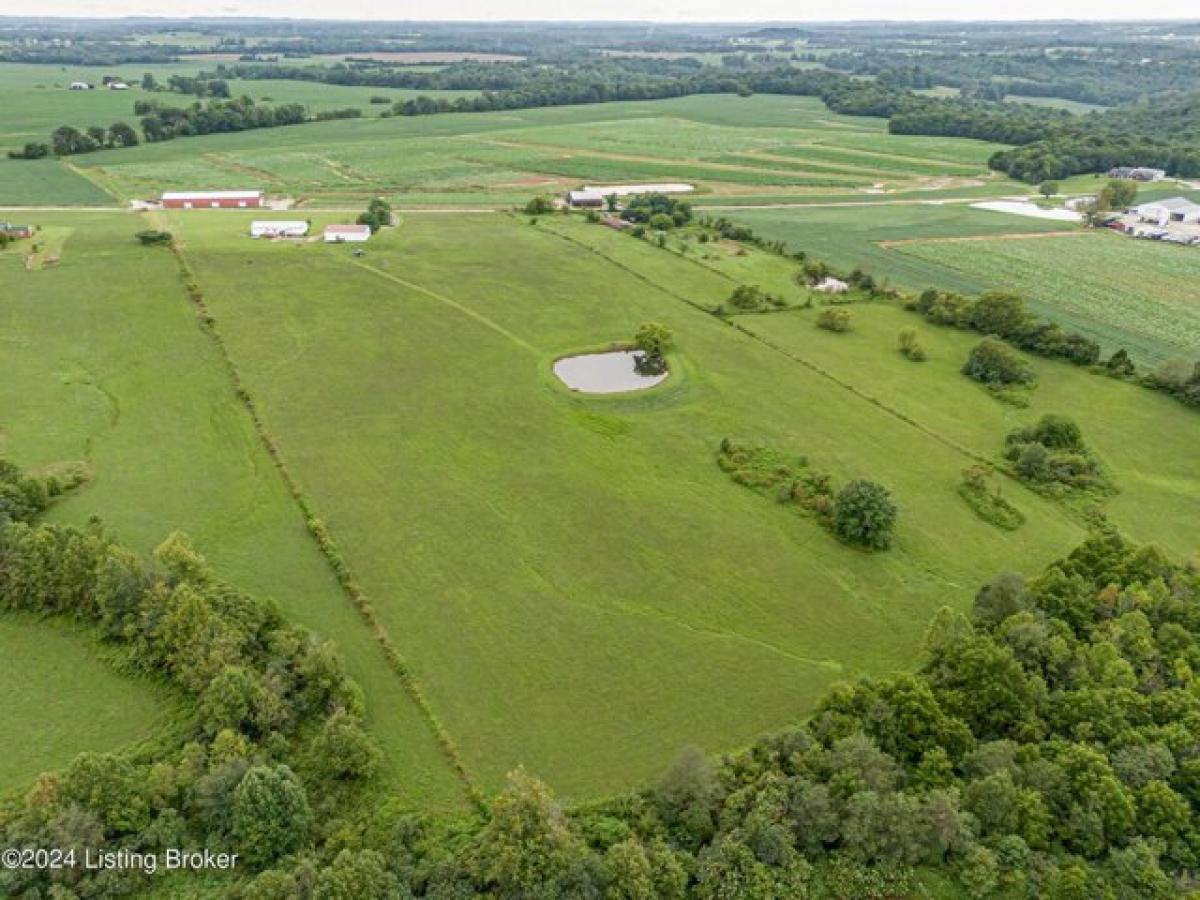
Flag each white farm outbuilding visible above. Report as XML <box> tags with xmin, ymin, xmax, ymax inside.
<box><xmin>250</xmin><ymin>220</ymin><xmax>308</xmax><ymax>238</ymax></box>
<box><xmin>1133</xmin><ymin>197</ymin><xmax>1200</xmax><ymax>226</ymax></box>
<box><xmin>323</xmin><ymin>223</ymin><xmax>371</xmax><ymax>243</ymax></box>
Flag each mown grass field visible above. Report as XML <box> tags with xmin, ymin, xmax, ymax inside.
<box><xmin>891</xmin><ymin>230</ymin><xmax>1200</xmax><ymax>365</ymax></box>
<box><xmin>3</xmin><ymin>93</ymin><xmax>1023</xmax><ymax>206</ymax></box>
<box><xmin>165</xmin><ymin>209</ymin><xmax>1105</xmax><ymax>800</ymax></box>
<box><xmin>0</xmin><ymin>212</ymin><xmax>466</xmax><ymax>810</ymax></box>
<box><xmin>0</xmin><ymin>615</ymin><xmax>173</xmax><ymax>794</ymax></box>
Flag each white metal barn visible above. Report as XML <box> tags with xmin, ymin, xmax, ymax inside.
<box><xmin>323</xmin><ymin>223</ymin><xmax>371</xmax><ymax>243</ymax></box>
<box><xmin>1133</xmin><ymin>197</ymin><xmax>1200</xmax><ymax>226</ymax></box>
<box><xmin>250</xmin><ymin>221</ymin><xmax>309</xmax><ymax>238</ymax></box>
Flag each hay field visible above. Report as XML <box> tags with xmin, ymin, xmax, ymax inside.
<box><xmin>51</xmin><ymin>94</ymin><xmax>1017</xmax><ymax>206</ymax></box>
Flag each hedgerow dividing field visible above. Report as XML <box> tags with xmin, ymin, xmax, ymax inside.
<box><xmin>892</xmin><ymin>230</ymin><xmax>1200</xmax><ymax>364</ymax></box>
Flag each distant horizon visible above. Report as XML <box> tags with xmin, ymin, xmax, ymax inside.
<box><xmin>8</xmin><ymin>4</ymin><xmax>1200</xmax><ymax>25</ymax></box>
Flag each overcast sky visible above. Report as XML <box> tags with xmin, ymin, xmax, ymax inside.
<box><xmin>24</xmin><ymin>0</ymin><xmax>1200</xmax><ymax>22</ymax></box>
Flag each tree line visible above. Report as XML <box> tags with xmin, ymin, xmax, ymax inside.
<box><xmin>20</xmin><ymin>96</ymin><xmax>313</xmax><ymax>158</ymax></box>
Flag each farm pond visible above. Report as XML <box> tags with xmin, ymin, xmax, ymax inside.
<box><xmin>553</xmin><ymin>351</ymin><xmax>668</xmax><ymax>393</ymax></box>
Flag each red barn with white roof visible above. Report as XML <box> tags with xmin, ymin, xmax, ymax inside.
<box><xmin>161</xmin><ymin>190</ymin><xmax>263</xmax><ymax>209</ymax></box>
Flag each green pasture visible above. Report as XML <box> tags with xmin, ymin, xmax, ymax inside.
<box><xmin>0</xmin><ymin>211</ymin><xmax>465</xmax><ymax>809</ymax></box>
<box><xmin>4</xmin><ymin>204</ymin><xmax>1198</xmax><ymax>806</ymax></box>
<box><xmin>892</xmin><ymin>230</ymin><xmax>1200</xmax><ymax>365</ymax></box>
<box><xmin>0</xmin><ymin>615</ymin><xmax>174</xmax><ymax>795</ymax></box>
<box><xmin>165</xmin><ymin>209</ymin><xmax>1106</xmax><ymax>801</ymax></box>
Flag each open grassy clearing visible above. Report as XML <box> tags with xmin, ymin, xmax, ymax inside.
<box><xmin>0</xmin><ymin>615</ymin><xmax>175</xmax><ymax>795</ymax></box>
<box><xmin>0</xmin><ymin>211</ymin><xmax>466</xmax><ymax>809</ymax></box>
<box><xmin>164</xmin><ymin>209</ymin><xmax>1105</xmax><ymax>800</ymax></box>
<box><xmin>734</xmin><ymin>301</ymin><xmax>1200</xmax><ymax>561</ymax></box>
<box><xmin>892</xmin><ymin>230</ymin><xmax>1200</xmax><ymax>365</ymax></box>
<box><xmin>38</xmin><ymin>93</ymin><xmax>1021</xmax><ymax>206</ymax></box>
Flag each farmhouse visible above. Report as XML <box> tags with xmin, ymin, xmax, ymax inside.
<box><xmin>161</xmin><ymin>190</ymin><xmax>264</xmax><ymax>209</ymax></box>
<box><xmin>250</xmin><ymin>220</ymin><xmax>308</xmax><ymax>238</ymax></box>
<box><xmin>0</xmin><ymin>222</ymin><xmax>33</xmax><ymax>239</ymax></box>
<box><xmin>1133</xmin><ymin>197</ymin><xmax>1200</xmax><ymax>226</ymax></box>
<box><xmin>814</xmin><ymin>276</ymin><xmax>850</xmax><ymax>294</ymax></box>
<box><xmin>324</xmin><ymin>223</ymin><xmax>371</xmax><ymax>243</ymax></box>
<box><xmin>567</xmin><ymin>189</ymin><xmax>605</xmax><ymax>209</ymax></box>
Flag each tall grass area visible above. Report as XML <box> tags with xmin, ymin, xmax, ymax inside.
<box><xmin>0</xmin><ymin>158</ymin><xmax>114</xmax><ymax>205</ymax></box>
<box><xmin>0</xmin><ymin>212</ymin><xmax>466</xmax><ymax>810</ymax></box>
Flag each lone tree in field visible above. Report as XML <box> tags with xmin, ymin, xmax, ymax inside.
<box><xmin>817</xmin><ymin>307</ymin><xmax>851</xmax><ymax>333</ymax></box>
<box><xmin>1038</xmin><ymin>180</ymin><xmax>1059</xmax><ymax>200</ymax></box>
<box><xmin>523</xmin><ymin>196</ymin><xmax>554</xmax><ymax>216</ymax></box>
<box><xmin>833</xmin><ymin>479</ymin><xmax>897</xmax><ymax>550</ymax></box>
<box><xmin>633</xmin><ymin>322</ymin><xmax>674</xmax><ymax>376</ymax></box>
<box><xmin>357</xmin><ymin>197</ymin><xmax>393</xmax><ymax>233</ymax></box>
<box><xmin>963</xmin><ymin>338</ymin><xmax>1035</xmax><ymax>387</ymax></box>
<box><xmin>897</xmin><ymin>326</ymin><xmax>927</xmax><ymax>361</ymax></box>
